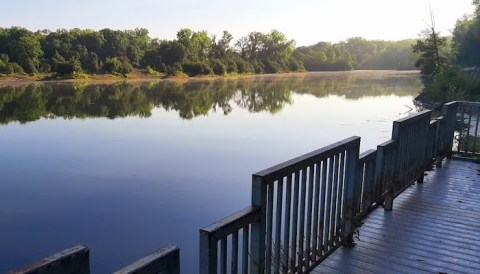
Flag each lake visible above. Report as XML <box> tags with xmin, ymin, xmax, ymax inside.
<box><xmin>0</xmin><ymin>71</ymin><xmax>421</xmax><ymax>273</ymax></box>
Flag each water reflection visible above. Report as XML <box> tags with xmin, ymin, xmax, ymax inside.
<box><xmin>0</xmin><ymin>71</ymin><xmax>421</xmax><ymax>273</ymax></box>
<box><xmin>0</xmin><ymin>72</ymin><xmax>420</xmax><ymax>124</ymax></box>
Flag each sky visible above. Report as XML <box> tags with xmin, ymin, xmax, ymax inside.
<box><xmin>0</xmin><ymin>0</ymin><xmax>475</xmax><ymax>46</ymax></box>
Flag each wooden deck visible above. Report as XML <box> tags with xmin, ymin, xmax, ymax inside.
<box><xmin>313</xmin><ymin>158</ymin><xmax>480</xmax><ymax>274</ymax></box>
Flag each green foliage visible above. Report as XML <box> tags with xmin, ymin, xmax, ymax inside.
<box><xmin>103</xmin><ymin>57</ymin><xmax>132</xmax><ymax>75</ymax></box>
<box><xmin>10</xmin><ymin>62</ymin><xmax>25</xmax><ymax>74</ymax></box>
<box><xmin>210</xmin><ymin>59</ymin><xmax>227</xmax><ymax>75</ymax></box>
<box><xmin>0</xmin><ymin>59</ymin><xmax>14</xmax><ymax>74</ymax></box>
<box><xmin>146</xmin><ymin>66</ymin><xmax>159</xmax><ymax>76</ymax></box>
<box><xmin>415</xmin><ymin>1</ymin><xmax>480</xmax><ymax>102</ymax></box>
<box><xmin>0</xmin><ymin>25</ymin><xmax>425</xmax><ymax>79</ymax></box>
<box><xmin>55</xmin><ymin>59</ymin><xmax>82</xmax><ymax>76</ymax></box>
<box><xmin>297</xmin><ymin>39</ymin><xmax>415</xmax><ymax>72</ymax></box>
<box><xmin>182</xmin><ymin>61</ymin><xmax>212</xmax><ymax>76</ymax></box>
<box><xmin>453</xmin><ymin>13</ymin><xmax>480</xmax><ymax>67</ymax></box>
<box><xmin>412</xmin><ymin>28</ymin><xmax>448</xmax><ymax>85</ymax></box>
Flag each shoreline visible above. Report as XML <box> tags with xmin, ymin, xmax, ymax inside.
<box><xmin>0</xmin><ymin>70</ymin><xmax>420</xmax><ymax>86</ymax></box>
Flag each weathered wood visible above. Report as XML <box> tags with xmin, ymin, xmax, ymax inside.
<box><xmin>200</xmin><ymin>206</ymin><xmax>261</xmax><ymax>240</ymax></box>
<box><xmin>391</xmin><ymin>110</ymin><xmax>431</xmax><ymax>195</ymax></box>
<box><xmin>273</xmin><ymin>179</ymin><xmax>283</xmax><ymax>274</ymax></box>
<box><xmin>200</xmin><ymin>206</ymin><xmax>260</xmax><ymax>274</ymax></box>
<box><xmin>314</xmin><ymin>159</ymin><xmax>480</xmax><ymax>274</ymax></box>
<box><xmin>375</xmin><ymin>139</ymin><xmax>397</xmax><ymax>211</ymax></box>
<box><xmin>199</xmin><ymin>229</ymin><xmax>218</xmax><ymax>274</ymax></box>
<box><xmin>242</xmin><ymin>226</ymin><xmax>249</xmax><ymax>274</ymax></box>
<box><xmin>342</xmin><ymin>143</ymin><xmax>360</xmax><ymax>246</ymax></box>
<box><xmin>305</xmin><ymin>165</ymin><xmax>315</xmax><ymax>268</ymax></box>
<box><xmin>357</xmin><ymin>149</ymin><xmax>376</xmax><ymax>218</ymax></box>
<box><xmin>291</xmin><ymin>171</ymin><xmax>300</xmax><ymax>269</ymax></box>
<box><xmin>114</xmin><ymin>246</ymin><xmax>180</xmax><ymax>274</ymax></box>
<box><xmin>253</xmin><ymin>136</ymin><xmax>361</xmax><ymax>182</ymax></box>
<box><xmin>11</xmin><ymin>245</ymin><xmax>90</xmax><ymax>274</ymax></box>
<box><xmin>282</xmin><ymin>175</ymin><xmax>292</xmax><ymax>270</ymax></box>
<box><xmin>232</xmin><ymin>231</ymin><xmax>239</xmax><ymax>274</ymax></box>
<box><xmin>251</xmin><ymin>175</ymin><xmax>267</xmax><ymax>274</ymax></box>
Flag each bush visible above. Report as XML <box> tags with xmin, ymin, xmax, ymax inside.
<box><xmin>252</xmin><ymin>61</ymin><xmax>264</xmax><ymax>74</ymax></box>
<box><xmin>103</xmin><ymin>57</ymin><xmax>121</xmax><ymax>73</ymax></box>
<box><xmin>10</xmin><ymin>62</ymin><xmax>25</xmax><ymax>74</ymax></box>
<box><xmin>182</xmin><ymin>61</ymin><xmax>212</xmax><ymax>76</ymax></box>
<box><xmin>211</xmin><ymin>59</ymin><xmax>227</xmax><ymax>75</ymax></box>
<box><xmin>236</xmin><ymin>59</ymin><xmax>254</xmax><ymax>74</ymax></box>
<box><xmin>288</xmin><ymin>58</ymin><xmax>305</xmax><ymax>72</ymax></box>
<box><xmin>146</xmin><ymin>66</ymin><xmax>156</xmax><ymax>75</ymax></box>
<box><xmin>167</xmin><ymin>62</ymin><xmax>183</xmax><ymax>75</ymax></box>
<box><xmin>103</xmin><ymin>57</ymin><xmax>133</xmax><ymax>76</ymax></box>
<box><xmin>55</xmin><ymin>59</ymin><xmax>82</xmax><ymax>76</ymax></box>
<box><xmin>39</xmin><ymin>61</ymin><xmax>51</xmax><ymax>73</ymax></box>
<box><xmin>263</xmin><ymin>59</ymin><xmax>284</xmax><ymax>73</ymax></box>
<box><xmin>0</xmin><ymin>60</ymin><xmax>14</xmax><ymax>74</ymax></box>
<box><xmin>226</xmin><ymin>59</ymin><xmax>238</xmax><ymax>74</ymax></box>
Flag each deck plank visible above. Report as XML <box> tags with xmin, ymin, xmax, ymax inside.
<box><xmin>312</xmin><ymin>159</ymin><xmax>480</xmax><ymax>274</ymax></box>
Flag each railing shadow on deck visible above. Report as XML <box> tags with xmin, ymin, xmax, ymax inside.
<box><xmin>12</xmin><ymin>101</ymin><xmax>480</xmax><ymax>274</ymax></box>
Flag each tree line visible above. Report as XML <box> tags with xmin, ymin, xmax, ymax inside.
<box><xmin>0</xmin><ymin>27</ymin><xmax>417</xmax><ymax>78</ymax></box>
<box><xmin>413</xmin><ymin>0</ymin><xmax>480</xmax><ymax>102</ymax></box>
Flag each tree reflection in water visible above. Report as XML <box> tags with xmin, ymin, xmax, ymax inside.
<box><xmin>0</xmin><ymin>72</ymin><xmax>421</xmax><ymax>124</ymax></box>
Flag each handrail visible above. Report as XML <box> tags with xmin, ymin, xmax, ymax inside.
<box><xmin>200</xmin><ymin>206</ymin><xmax>261</xmax><ymax>274</ymax></box>
<box><xmin>253</xmin><ymin>136</ymin><xmax>360</xmax><ymax>182</ymax></box>
<box><xmin>251</xmin><ymin>137</ymin><xmax>360</xmax><ymax>274</ymax></box>
<box><xmin>10</xmin><ymin>245</ymin><xmax>90</xmax><ymax>274</ymax></box>
<box><xmin>452</xmin><ymin>101</ymin><xmax>480</xmax><ymax>157</ymax></box>
<box><xmin>113</xmin><ymin>246</ymin><xmax>180</xmax><ymax>274</ymax></box>
<box><xmin>390</xmin><ymin>110</ymin><xmax>431</xmax><ymax>197</ymax></box>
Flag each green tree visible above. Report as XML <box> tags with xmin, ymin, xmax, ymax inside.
<box><xmin>412</xmin><ymin>25</ymin><xmax>448</xmax><ymax>85</ymax></box>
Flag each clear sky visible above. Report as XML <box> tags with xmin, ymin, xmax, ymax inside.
<box><xmin>1</xmin><ymin>0</ymin><xmax>475</xmax><ymax>46</ymax></box>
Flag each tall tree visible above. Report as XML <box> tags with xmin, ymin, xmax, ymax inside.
<box><xmin>412</xmin><ymin>11</ymin><xmax>448</xmax><ymax>84</ymax></box>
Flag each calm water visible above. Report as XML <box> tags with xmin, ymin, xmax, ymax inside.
<box><xmin>0</xmin><ymin>71</ymin><xmax>421</xmax><ymax>273</ymax></box>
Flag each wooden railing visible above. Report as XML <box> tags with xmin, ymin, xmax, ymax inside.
<box><xmin>14</xmin><ymin>101</ymin><xmax>474</xmax><ymax>274</ymax></box>
<box><xmin>251</xmin><ymin>136</ymin><xmax>360</xmax><ymax>274</ymax></box>
<box><xmin>200</xmin><ymin>206</ymin><xmax>261</xmax><ymax>274</ymax></box>
<box><xmin>200</xmin><ymin>137</ymin><xmax>361</xmax><ymax>274</ymax></box>
<box><xmin>10</xmin><ymin>245</ymin><xmax>90</xmax><ymax>274</ymax></box>
<box><xmin>200</xmin><ymin>100</ymin><xmax>463</xmax><ymax>274</ymax></box>
<box><xmin>114</xmin><ymin>245</ymin><xmax>180</xmax><ymax>274</ymax></box>
<box><xmin>11</xmin><ymin>245</ymin><xmax>180</xmax><ymax>274</ymax></box>
<box><xmin>452</xmin><ymin>101</ymin><xmax>480</xmax><ymax>157</ymax></box>
<box><xmin>355</xmin><ymin>149</ymin><xmax>376</xmax><ymax>220</ymax></box>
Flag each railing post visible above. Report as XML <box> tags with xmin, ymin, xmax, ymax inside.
<box><xmin>251</xmin><ymin>175</ymin><xmax>267</xmax><ymax>274</ymax></box>
<box><xmin>435</xmin><ymin>117</ymin><xmax>444</xmax><ymax>167</ymax></box>
<box><xmin>200</xmin><ymin>230</ymin><xmax>217</xmax><ymax>274</ymax></box>
<box><xmin>342</xmin><ymin>140</ymin><xmax>360</xmax><ymax>246</ymax></box>
<box><xmin>377</xmin><ymin>145</ymin><xmax>393</xmax><ymax>211</ymax></box>
<box><xmin>443</xmin><ymin>102</ymin><xmax>458</xmax><ymax>157</ymax></box>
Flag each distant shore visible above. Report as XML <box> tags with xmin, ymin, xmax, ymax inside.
<box><xmin>0</xmin><ymin>70</ymin><xmax>420</xmax><ymax>86</ymax></box>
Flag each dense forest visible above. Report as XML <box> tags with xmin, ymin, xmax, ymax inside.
<box><xmin>0</xmin><ymin>26</ymin><xmax>417</xmax><ymax>78</ymax></box>
<box><xmin>413</xmin><ymin>0</ymin><xmax>480</xmax><ymax>101</ymax></box>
